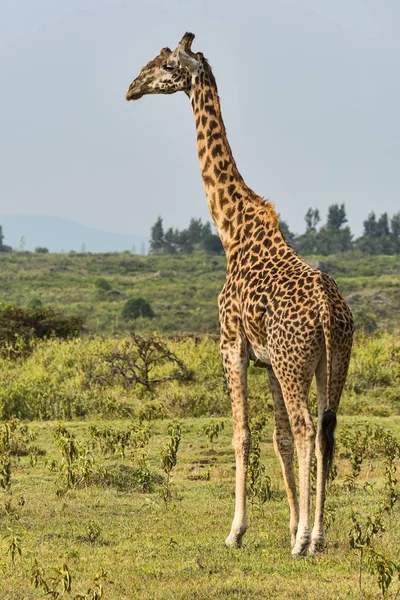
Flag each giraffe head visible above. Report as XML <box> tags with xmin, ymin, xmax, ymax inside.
<box><xmin>126</xmin><ymin>32</ymin><xmax>202</xmax><ymax>101</ymax></box>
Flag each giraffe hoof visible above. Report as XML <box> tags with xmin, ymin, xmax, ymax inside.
<box><xmin>309</xmin><ymin>538</ymin><xmax>326</xmax><ymax>554</ymax></box>
<box><xmin>225</xmin><ymin>534</ymin><xmax>243</xmax><ymax>549</ymax></box>
<box><xmin>291</xmin><ymin>536</ymin><xmax>310</xmax><ymax>558</ymax></box>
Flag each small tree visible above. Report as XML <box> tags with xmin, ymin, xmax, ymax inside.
<box><xmin>391</xmin><ymin>212</ymin><xmax>400</xmax><ymax>254</ymax></box>
<box><xmin>305</xmin><ymin>208</ymin><xmax>320</xmax><ymax>233</ymax></box>
<box><xmin>279</xmin><ymin>217</ymin><xmax>296</xmax><ymax>245</ymax></box>
<box><xmin>202</xmin><ymin>233</ymin><xmax>224</xmax><ymax>254</ymax></box>
<box><xmin>150</xmin><ymin>217</ymin><xmax>168</xmax><ymax>253</ymax></box>
<box><xmin>92</xmin><ymin>332</ymin><xmax>191</xmax><ymax>393</ymax></box>
<box><xmin>34</xmin><ymin>247</ymin><xmax>49</xmax><ymax>254</ymax></box>
<box><xmin>0</xmin><ymin>225</ymin><xmax>12</xmax><ymax>253</ymax></box>
<box><xmin>326</xmin><ymin>204</ymin><xmax>347</xmax><ymax>230</ymax></box>
<box><xmin>122</xmin><ymin>297</ymin><xmax>154</xmax><ymax>320</ymax></box>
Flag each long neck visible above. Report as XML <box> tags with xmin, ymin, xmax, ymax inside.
<box><xmin>189</xmin><ymin>62</ymin><xmax>254</xmax><ymax>250</ymax></box>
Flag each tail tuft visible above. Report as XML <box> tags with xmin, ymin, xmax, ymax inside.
<box><xmin>321</xmin><ymin>408</ymin><xmax>337</xmax><ymax>473</ymax></box>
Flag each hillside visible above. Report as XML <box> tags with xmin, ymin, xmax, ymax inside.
<box><xmin>0</xmin><ymin>251</ymin><xmax>399</xmax><ymax>335</ymax></box>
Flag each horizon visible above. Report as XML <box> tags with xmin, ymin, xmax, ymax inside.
<box><xmin>0</xmin><ymin>203</ymin><xmax>398</xmax><ymax>253</ymax></box>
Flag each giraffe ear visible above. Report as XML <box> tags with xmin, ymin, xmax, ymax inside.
<box><xmin>178</xmin><ymin>49</ymin><xmax>199</xmax><ymax>73</ymax></box>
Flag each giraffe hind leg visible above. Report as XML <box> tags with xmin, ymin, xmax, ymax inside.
<box><xmin>276</xmin><ymin>373</ymin><xmax>315</xmax><ymax>557</ymax></box>
<box><xmin>310</xmin><ymin>349</ymin><xmax>350</xmax><ymax>554</ymax></box>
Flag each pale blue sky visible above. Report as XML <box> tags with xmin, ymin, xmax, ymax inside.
<box><xmin>1</xmin><ymin>0</ymin><xmax>399</xmax><ymax>238</ymax></box>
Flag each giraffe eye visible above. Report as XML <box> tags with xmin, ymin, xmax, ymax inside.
<box><xmin>163</xmin><ymin>64</ymin><xmax>174</xmax><ymax>72</ymax></box>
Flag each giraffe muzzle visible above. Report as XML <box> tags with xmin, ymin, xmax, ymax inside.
<box><xmin>126</xmin><ymin>83</ymin><xmax>144</xmax><ymax>101</ymax></box>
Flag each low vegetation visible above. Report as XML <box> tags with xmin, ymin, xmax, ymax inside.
<box><xmin>0</xmin><ymin>332</ymin><xmax>398</xmax><ymax>422</ymax></box>
<box><xmin>0</xmin><ymin>251</ymin><xmax>400</xmax><ymax>335</ymax></box>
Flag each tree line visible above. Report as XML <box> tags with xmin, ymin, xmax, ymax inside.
<box><xmin>150</xmin><ymin>205</ymin><xmax>400</xmax><ymax>256</ymax></box>
<box><xmin>150</xmin><ymin>217</ymin><xmax>224</xmax><ymax>254</ymax></box>
<box><xmin>1</xmin><ymin>204</ymin><xmax>399</xmax><ymax>256</ymax></box>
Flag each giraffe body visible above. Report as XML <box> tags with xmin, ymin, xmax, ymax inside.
<box><xmin>126</xmin><ymin>33</ymin><xmax>354</xmax><ymax>556</ymax></box>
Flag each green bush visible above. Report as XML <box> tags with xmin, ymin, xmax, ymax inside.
<box><xmin>94</xmin><ymin>278</ymin><xmax>112</xmax><ymax>292</ymax></box>
<box><xmin>122</xmin><ymin>297</ymin><xmax>154</xmax><ymax>320</ymax></box>
<box><xmin>27</xmin><ymin>297</ymin><xmax>43</xmax><ymax>309</ymax></box>
<box><xmin>0</xmin><ymin>305</ymin><xmax>84</xmax><ymax>359</ymax></box>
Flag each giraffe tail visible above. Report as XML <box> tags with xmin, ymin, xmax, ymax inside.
<box><xmin>319</xmin><ymin>290</ymin><xmax>336</xmax><ymax>473</ymax></box>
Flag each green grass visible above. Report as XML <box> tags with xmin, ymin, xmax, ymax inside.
<box><xmin>1</xmin><ymin>251</ymin><xmax>399</xmax><ymax>334</ymax></box>
<box><xmin>1</xmin><ymin>250</ymin><xmax>399</xmax><ymax>597</ymax></box>
<box><xmin>1</xmin><ymin>416</ymin><xmax>399</xmax><ymax>599</ymax></box>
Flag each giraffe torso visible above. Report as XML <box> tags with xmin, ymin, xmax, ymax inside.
<box><xmin>218</xmin><ymin>202</ymin><xmax>353</xmax><ymax>376</ymax></box>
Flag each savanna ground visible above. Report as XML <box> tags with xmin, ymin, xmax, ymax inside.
<box><xmin>0</xmin><ymin>251</ymin><xmax>399</xmax><ymax>599</ymax></box>
<box><xmin>1</xmin><ymin>415</ymin><xmax>399</xmax><ymax>599</ymax></box>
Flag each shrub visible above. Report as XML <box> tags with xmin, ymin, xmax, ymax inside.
<box><xmin>122</xmin><ymin>297</ymin><xmax>154</xmax><ymax>320</ymax></box>
<box><xmin>0</xmin><ymin>305</ymin><xmax>84</xmax><ymax>359</ymax></box>
<box><xmin>87</xmin><ymin>332</ymin><xmax>191</xmax><ymax>393</ymax></box>
<box><xmin>27</xmin><ymin>298</ymin><xmax>42</xmax><ymax>309</ymax></box>
<box><xmin>94</xmin><ymin>278</ymin><xmax>112</xmax><ymax>292</ymax></box>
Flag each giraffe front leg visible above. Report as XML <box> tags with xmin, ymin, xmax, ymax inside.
<box><xmin>222</xmin><ymin>339</ymin><xmax>250</xmax><ymax>549</ymax></box>
<box><xmin>267</xmin><ymin>367</ymin><xmax>299</xmax><ymax>547</ymax></box>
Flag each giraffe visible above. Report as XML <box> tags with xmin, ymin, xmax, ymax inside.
<box><xmin>126</xmin><ymin>32</ymin><xmax>354</xmax><ymax>557</ymax></box>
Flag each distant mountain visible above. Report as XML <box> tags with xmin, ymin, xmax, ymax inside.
<box><xmin>0</xmin><ymin>215</ymin><xmax>149</xmax><ymax>253</ymax></box>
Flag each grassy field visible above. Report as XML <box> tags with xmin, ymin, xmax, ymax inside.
<box><xmin>0</xmin><ymin>251</ymin><xmax>399</xmax><ymax>334</ymax></box>
<box><xmin>0</xmin><ymin>415</ymin><xmax>399</xmax><ymax>599</ymax></box>
<box><xmin>1</xmin><ymin>250</ymin><xmax>399</xmax><ymax>598</ymax></box>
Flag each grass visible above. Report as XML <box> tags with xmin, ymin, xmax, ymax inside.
<box><xmin>0</xmin><ymin>416</ymin><xmax>399</xmax><ymax>599</ymax></box>
<box><xmin>0</xmin><ymin>251</ymin><xmax>399</xmax><ymax>334</ymax></box>
<box><xmin>0</xmin><ymin>250</ymin><xmax>399</xmax><ymax>598</ymax></box>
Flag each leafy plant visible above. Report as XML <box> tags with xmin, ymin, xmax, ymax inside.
<box><xmin>83</xmin><ymin>521</ymin><xmax>102</xmax><ymax>544</ymax></box>
<box><xmin>31</xmin><ymin>560</ymin><xmax>72</xmax><ymax>598</ymax></box>
<box><xmin>3</xmin><ymin>529</ymin><xmax>22</xmax><ymax>563</ymax></box>
<box><xmin>160</xmin><ymin>422</ymin><xmax>182</xmax><ymax>505</ymax></box>
<box><xmin>0</xmin><ymin>419</ymin><xmax>38</xmax><ymax>456</ymax></box>
<box><xmin>137</xmin><ymin>401</ymin><xmax>167</xmax><ymax>423</ymax></box>
<box><xmin>53</xmin><ymin>426</ymin><xmax>94</xmax><ymax>495</ymax></box>
<box><xmin>90</xmin><ymin>423</ymin><xmax>151</xmax><ymax>459</ymax></box>
<box><xmin>348</xmin><ymin>426</ymin><xmax>400</xmax><ymax>597</ymax></box>
<box><xmin>349</xmin><ymin>510</ymin><xmax>400</xmax><ymax>597</ymax></box>
<box><xmin>31</xmin><ymin>560</ymin><xmax>109</xmax><ymax>599</ymax></box>
<box><xmin>202</xmin><ymin>420</ymin><xmax>224</xmax><ymax>445</ymax></box>
<box><xmin>248</xmin><ymin>419</ymin><xmax>272</xmax><ymax>507</ymax></box>
<box><xmin>0</xmin><ymin>453</ymin><xmax>11</xmax><ymax>491</ymax></box>
<box><xmin>339</xmin><ymin>424</ymin><xmax>377</xmax><ymax>491</ymax></box>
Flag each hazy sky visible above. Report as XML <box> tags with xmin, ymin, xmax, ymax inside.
<box><xmin>1</xmin><ymin>0</ymin><xmax>399</xmax><ymax>238</ymax></box>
